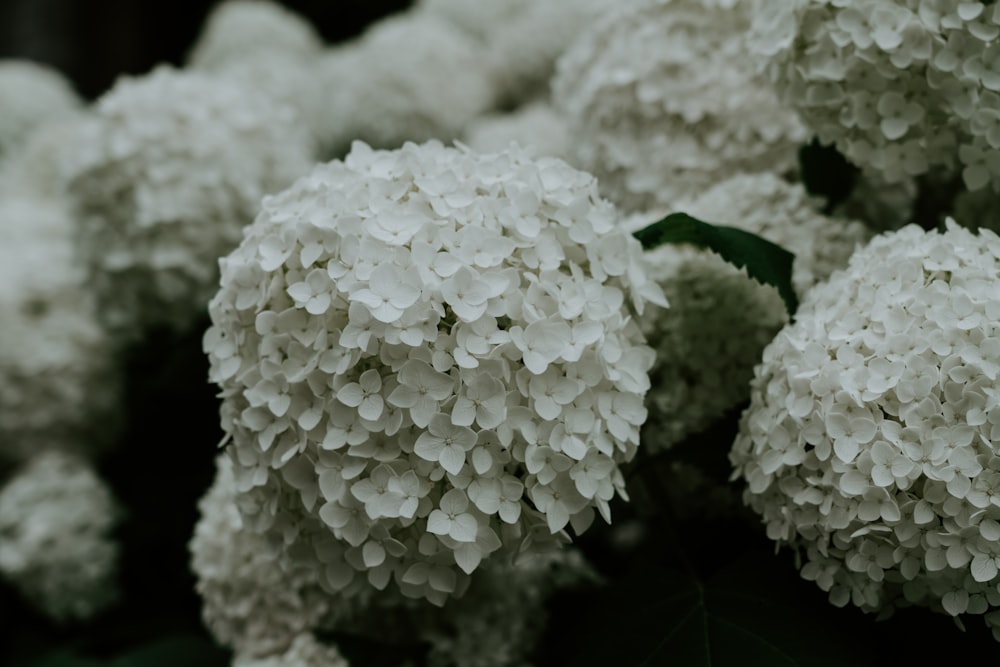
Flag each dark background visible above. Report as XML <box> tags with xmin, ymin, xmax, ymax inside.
<box><xmin>0</xmin><ymin>0</ymin><xmax>413</xmax><ymax>99</ymax></box>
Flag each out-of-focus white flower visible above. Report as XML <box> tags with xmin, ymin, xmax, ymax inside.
<box><xmin>753</xmin><ymin>0</ymin><xmax>1000</xmax><ymax>191</ymax></box>
<box><xmin>204</xmin><ymin>140</ymin><xmax>664</xmax><ymax>605</ymax></box>
<box><xmin>0</xmin><ymin>197</ymin><xmax>120</xmax><ymax>465</ymax></box>
<box><xmin>65</xmin><ymin>66</ymin><xmax>315</xmax><ymax>342</ymax></box>
<box><xmin>191</xmin><ymin>456</ymin><xmax>335</xmax><ymax>659</ymax></box>
<box><xmin>0</xmin><ymin>451</ymin><xmax>120</xmax><ymax>622</ymax></box>
<box><xmin>462</xmin><ymin>103</ymin><xmax>572</xmax><ymax>161</ymax></box>
<box><xmin>633</xmin><ymin>173</ymin><xmax>870</xmax><ymax>451</ymax></box>
<box><xmin>186</xmin><ymin>0</ymin><xmax>323</xmax><ymax>70</ymax></box>
<box><xmin>233</xmin><ymin>633</ymin><xmax>349</xmax><ymax>667</ymax></box>
<box><xmin>314</xmin><ymin>13</ymin><xmax>498</xmax><ymax>157</ymax></box>
<box><xmin>0</xmin><ymin>113</ymin><xmax>89</xmax><ymax>201</ymax></box>
<box><xmin>730</xmin><ymin>221</ymin><xmax>1000</xmax><ymax>637</ymax></box>
<box><xmin>0</xmin><ymin>60</ymin><xmax>80</xmax><ymax>162</ymax></box>
<box><xmin>553</xmin><ymin>0</ymin><xmax>807</xmax><ymax>213</ymax></box>
<box><xmin>194</xmin><ymin>454</ymin><xmax>598</xmax><ymax>666</ymax></box>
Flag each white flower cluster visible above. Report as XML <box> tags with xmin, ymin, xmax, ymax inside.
<box><xmin>186</xmin><ymin>0</ymin><xmax>323</xmax><ymax>70</ymax></box>
<box><xmin>65</xmin><ymin>66</ymin><xmax>315</xmax><ymax>342</ymax></box>
<box><xmin>462</xmin><ymin>103</ymin><xmax>573</xmax><ymax>162</ymax></box>
<box><xmin>191</xmin><ymin>456</ymin><xmax>334</xmax><ymax>659</ymax></box>
<box><xmin>315</xmin><ymin>13</ymin><xmax>497</xmax><ymax>157</ymax></box>
<box><xmin>0</xmin><ymin>451</ymin><xmax>120</xmax><ymax>622</ymax></box>
<box><xmin>419</xmin><ymin>0</ymin><xmax>609</xmax><ymax>107</ymax></box>
<box><xmin>0</xmin><ymin>197</ymin><xmax>120</xmax><ymax>466</ymax></box>
<box><xmin>193</xmin><ymin>454</ymin><xmax>598</xmax><ymax>667</ymax></box>
<box><xmin>636</xmin><ymin>173</ymin><xmax>870</xmax><ymax>452</ymax></box>
<box><xmin>205</xmin><ymin>140</ymin><xmax>664</xmax><ymax>605</ymax></box>
<box><xmin>233</xmin><ymin>633</ymin><xmax>349</xmax><ymax>667</ymax></box>
<box><xmin>731</xmin><ymin>221</ymin><xmax>1000</xmax><ymax>636</ymax></box>
<box><xmin>752</xmin><ymin>0</ymin><xmax>1000</xmax><ymax>191</ymax></box>
<box><xmin>0</xmin><ymin>60</ymin><xmax>80</xmax><ymax>162</ymax></box>
<box><xmin>552</xmin><ymin>0</ymin><xmax>807</xmax><ymax>213</ymax></box>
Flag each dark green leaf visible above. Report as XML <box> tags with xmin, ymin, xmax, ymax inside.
<box><xmin>633</xmin><ymin>213</ymin><xmax>798</xmax><ymax>316</ymax></box>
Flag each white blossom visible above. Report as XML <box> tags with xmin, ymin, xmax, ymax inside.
<box><xmin>730</xmin><ymin>221</ymin><xmax>1000</xmax><ymax>638</ymax></box>
<box><xmin>193</xmin><ymin>455</ymin><xmax>598</xmax><ymax>667</ymax></box>
<box><xmin>0</xmin><ymin>197</ymin><xmax>120</xmax><ymax>465</ymax></box>
<box><xmin>0</xmin><ymin>60</ymin><xmax>80</xmax><ymax>162</ymax></box>
<box><xmin>753</xmin><ymin>0</ymin><xmax>1000</xmax><ymax>191</ymax></box>
<box><xmin>635</xmin><ymin>173</ymin><xmax>870</xmax><ymax>452</ymax></box>
<box><xmin>65</xmin><ymin>66</ymin><xmax>315</xmax><ymax>342</ymax></box>
<box><xmin>552</xmin><ymin>0</ymin><xmax>807</xmax><ymax>212</ymax></box>
<box><xmin>204</xmin><ymin>140</ymin><xmax>664</xmax><ymax>604</ymax></box>
<box><xmin>0</xmin><ymin>451</ymin><xmax>120</xmax><ymax>622</ymax></box>
<box><xmin>463</xmin><ymin>103</ymin><xmax>573</xmax><ymax>161</ymax></box>
<box><xmin>314</xmin><ymin>13</ymin><xmax>498</xmax><ymax>158</ymax></box>
<box><xmin>186</xmin><ymin>0</ymin><xmax>323</xmax><ymax>70</ymax></box>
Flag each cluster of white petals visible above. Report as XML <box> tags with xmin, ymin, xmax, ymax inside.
<box><xmin>753</xmin><ymin>0</ymin><xmax>1000</xmax><ymax>191</ymax></box>
<box><xmin>553</xmin><ymin>0</ymin><xmax>807</xmax><ymax>212</ymax></box>
<box><xmin>0</xmin><ymin>197</ymin><xmax>120</xmax><ymax>465</ymax></box>
<box><xmin>636</xmin><ymin>173</ymin><xmax>869</xmax><ymax>452</ymax></box>
<box><xmin>731</xmin><ymin>221</ymin><xmax>1000</xmax><ymax>637</ymax></box>
<box><xmin>65</xmin><ymin>66</ymin><xmax>315</xmax><ymax>342</ymax></box>
<box><xmin>0</xmin><ymin>451</ymin><xmax>120</xmax><ymax>621</ymax></box>
<box><xmin>186</xmin><ymin>0</ymin><xmax>323</xmax><ymax>70</ymax></box>
<box><xmin>462</xmin><ymin>103</ymin><xmax>573</xmax><ymax>162</ymax></box>
<box><xmin>315</xmin><ymin>14</ymin><xmax>497</xmax><ymax>157</ymax></box>
<box><xmin>192</xmin><ymin>456</ymin><xmax>335</xmax><ymax>659</ymax></box>
<box><xmin>0</xmin><ymin>60</ymin><xmax>80</xmax><ymax>161</ymax></box>
<box><xmin>233</xmin><ymin>633</ymin><xmax>349</xmax><ymax>667</ymax></box>
<box><xmin>194</xmin><ymin>454</ymin><xmax>597</xmax><ymax>666</ymax></box>
<box><xmin>204</xmin><ymin>140</ymin><xmax>664</xmax><ymax>605</ymax></box>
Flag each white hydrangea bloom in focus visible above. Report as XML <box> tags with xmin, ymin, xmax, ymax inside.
<box><xmin>634</xmin><ymin>173</ymin><xmax>870</xmax><ymax>452</ymax></box>
<box><xmin>0</xmin><ymin>451</ymin><xmax>120</xmax><ymax>622</ymax></box>
<box><xmin>753</xmin><ymin>0</ymin><xmax>1000</xmax><ymax>191</ymax></box>
<box><xmin>462</xmin><ymin>103</ymin><xmax>573</xmax><ymax>162</ymax></box>
<box><xmin>194</xmin><ymin>455</ymin><xmax>598</xmax><ymax>666</ymax></box>
<box><xmin>553</xmin><ymin>0</ymin><xmax>807</xmax><ymax>213</ymax></box>
<box><xmin>731</xmin><ymin>221</ymin><xmax>1000</xmax><ymax>639</ymax></box>
<box><xmin>204</xmin><ymin>140</ymin><xmax>664</xmax><ymax>605</ymax></box>
<box><xmin>66</xmin><ymin>66</ymin><xmax>315</xmax><ymax>342</ymax></box>
<box><xmin>0</xmin><ymin>60</ymin><xmax>80</xmax><ymax>162</ymax></box>
<box><xmin>314</xmin><ymin>14</ymin><xmax>498</xmax><ymax>157</ymax></box>
<box><xmin>186</xmin><ymin>0</ymin><xmax>323</xmax><ymax>69</ymax></box>
<box><xmin>0</xmin><ymin>197</ymin><xmax>120</xmax><ymax>466</ymax></box>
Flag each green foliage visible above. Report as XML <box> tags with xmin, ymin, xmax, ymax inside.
<box><xmin>633</xmin><ymin>213</ymin><xmax>798</xmax><ymax>316</ymax></box>
<box><xmin>28</xmin><ymin>635</ymin><xmax>229</xmax><ymax>667</ymax></box>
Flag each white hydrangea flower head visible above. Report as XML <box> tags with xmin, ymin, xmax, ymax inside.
<box><xmin>462</xmin><ymin>102</ymin><xmax>573</xmax><ymax>162</ymax></box>
<box><xmin>417</xmin><ymin>0</ymin><xmax>533</xmax><ymax>43</ymax></box>
<box><xmin>0</xmin><ymin>112</ymin><xmax>90</xmax><ymax>202</ymax></box>
<box><xmin>204</xmin><ymin>139</ymin><xmax>664</xmax><ymax>605</ymax></box>
<box><xmin>314</xmin><ymin>14</ymin><xmax>498</xmax><ymax>157</ymax></box>
<box><xmin>194</xmin><ymin>455</ymin><xmax>598</xmax><ymax>666</ymax></box>
<box><xmin>0</xmin><ymin>451</ymin><xmax>120</xmax><ymax>622</ymax></box>
<box><xmin>0</xmin><ymin>60</ymin><xmax>80</xmax><ymax>162</ymax></box>
<box><xmin>634</xmin><ymin>173</ymin><xmax>870</xmax><ymax>451</ymax></box>
<box><xmin>753</xmin><ymin>0</ymin><xmax>1000</xmax><ymax>191</ymax></box>
<box><xmin>0</xmin><ymin>197</ymin><xmax>120</xmax><ymax>466</ymax></box>
<box><xmin>731</xmin><ymin>221</ymin><xmax>1000</xmax><ymax>636</ymax></box>
<box><xmin>186</xmin><ymin>0</ymin><xmax>323</xmax><ymax>69</ymax></box>
<box><xmin>552</xmin><ymin>0</ymin><xmax>807</xmax><ymax>213</ymax></box>
<box><xmin>233</xmin><ymin>633</ymin><xmax>349</xmax><ymax>667</ymax></box>
<box><xmin>65</xmin><ymin>66</ymin><xmax>315</xmax><ymax>342</ymax></box>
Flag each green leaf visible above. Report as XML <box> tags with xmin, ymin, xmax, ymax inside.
<box><xmin>633</xmin><ymin>213</ymin><xmax>798</xmax><ymax>316</ymax></box>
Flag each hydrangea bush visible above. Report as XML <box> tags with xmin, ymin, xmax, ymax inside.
<box><xmin>731</xmin><ymin>221</ymin><xmax>1000</xmax><ymax>637</ymax></box>
<box><xmin>752</xmin><ymin>0</ymin><xmax>1000</xmax><ymax>191</ymax></box>
<box><xmin>0</xmin><ymin>60</ymin><xmax>80</xmax><ymax>161</ymax></box>
<box><xmin>204</xmin><ymin>139</ymin><xmax>665</xmax><ymax>605</ymax></box>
